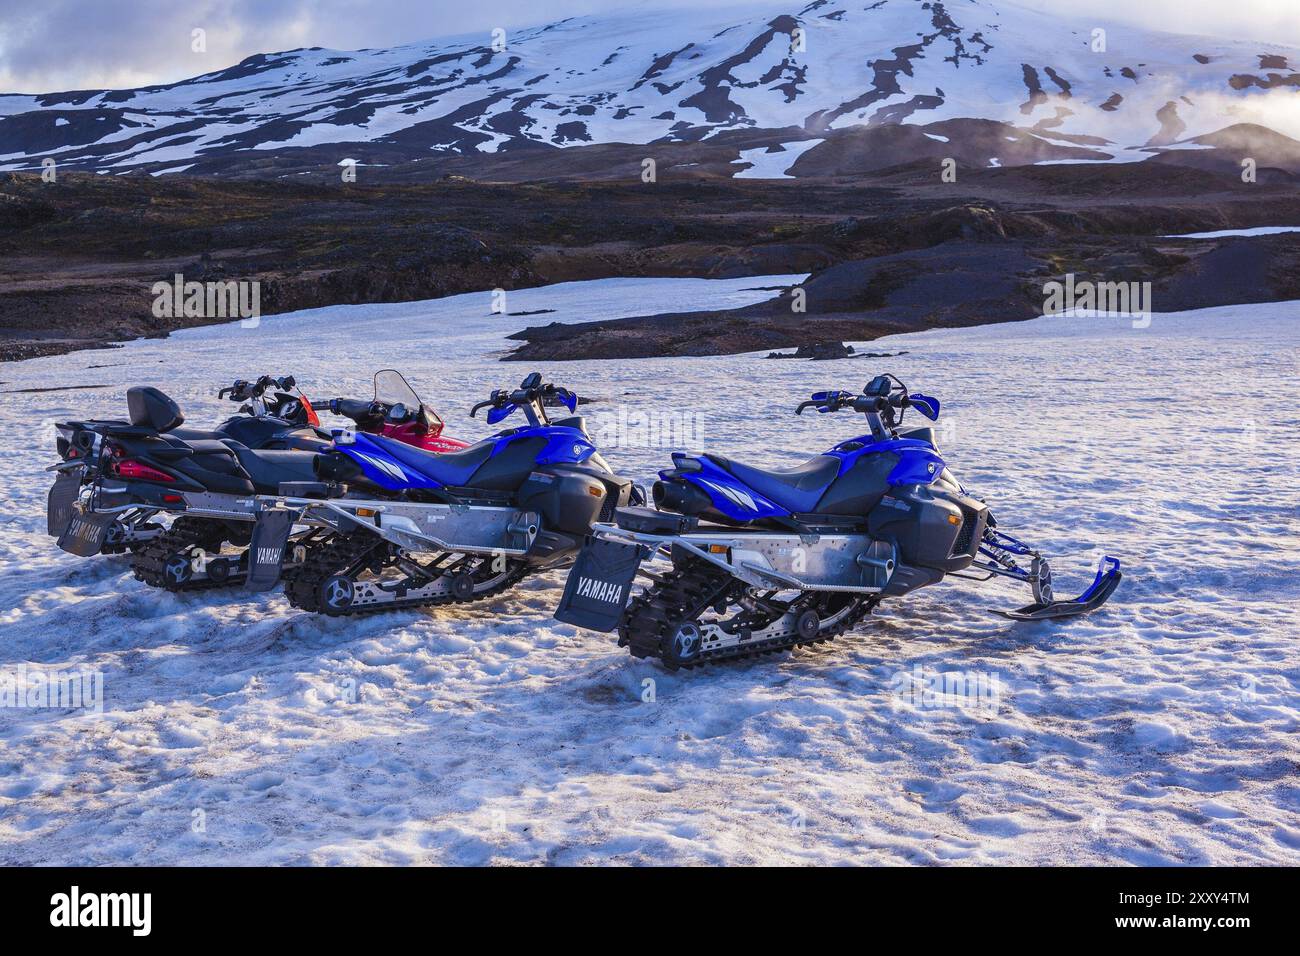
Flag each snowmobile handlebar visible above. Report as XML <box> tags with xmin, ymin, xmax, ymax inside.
<box><xmin>796</xmin><ymin>391</ymin><xmax>910</xmax><ymax>416</ymax></box>
<box><xmin>320</xmin><ymin>398</ymin><xmax>417</xmax><ymax>425</ymax></box>
<box><xmin>796</xmin><ymin>375</ymin><xmax>927</xmax><ymax>441</ymax></box>
<box><xmin>219</xmin><ymin>375</ymin><xmax>296</xmax><ymax>402</ymax></box>
<box><xmin>469</xmin><ymin>373</ymin><xmax>578</xmax><ymax>419</ymax></box>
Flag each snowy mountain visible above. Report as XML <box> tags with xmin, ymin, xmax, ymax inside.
<box><xmin>2</xmin><ymin>0</ymin><xmax>1300</xmax><ymax>176</ymax></box>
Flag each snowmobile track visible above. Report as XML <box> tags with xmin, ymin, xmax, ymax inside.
<box><xmin>282</xmin><ymin>532</ymin><xmax>530</xmax><ymax>616</ymax></box>
<box><xmin>129</xmin><ymin>516</ymin><xmax>231</xmax><ymax>592</ymax></box>
<box><xmin>618</xmin><ymin>558</ymin><xmax>877</xmax><ymax>669</ymax></box>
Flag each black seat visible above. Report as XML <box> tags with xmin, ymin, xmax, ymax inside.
<box><xmin>170</xmin><ymin>426</ymin><xmax>222</xmax><ymax>442</ymax></box>
<box><xmin>172</xmin><ymin>438</ymin><xmax>237</xmax><ymax>456</ymax></box>
<box><xmin>901</xmin><ymin>426</ymin><xmax>938</xmax><ymax>450</ymax></box>
<box><xmin>705</xmin><ymin>454</ymin><xmax>840</xmax><ymax>513</ymax></box>
<box><xmin>551</xmin><ymin>416</ymin><xmax>588</xmax><ymax>434</ymax></box>
<box><xmin>225</xmin><ymin>444</ymin><xmax>319</xmax><ymax>493</ymax></box>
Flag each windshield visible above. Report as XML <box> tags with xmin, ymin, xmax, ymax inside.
<box><xmin>373</xmin><ymin>369</ymin><xmax>421</xmax><ymax>409</ymax></box>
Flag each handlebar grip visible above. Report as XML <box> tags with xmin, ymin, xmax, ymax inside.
<box><xmin>470</xmin><ymin>400</ymin><xmax>493</xmax><ymax>418</ymax></box>
<box><xmin>330</xmin><ymin>398</ymin><xmax>376</xmax><ymax>420</ymax></box>
<box><xmin>853</xmin><ymin>395</ymin><xmax>888</xmax><ymax>413</ymax></box>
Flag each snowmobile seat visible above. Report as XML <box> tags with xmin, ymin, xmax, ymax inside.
<box><xmin>705</xmin><ymin>454</ymin><xmax>840</xmax><ymax>513</ymax></box>
<box><xmin>551</xmin><ymin>416</ymin><xmax>588</xmax><ymax>435</ymax></box>
<box><xmin>366</xmin><ymin>434</ymin><xmax>495</xmax><ymax>486</ymax></box>
<box><xmin>166</xmin><ymin>443</ymin><xmax>254</xmax><ymax>495</ymax></box>
<box><xmin>901</xmin><ymin>426</ymin><xmax>938</xmax><ymax>450</ymax></box>
<box><xmin>169</xmin><ymin>426</ymin><xmax>222</xmax><ymax>442</ymax></box>
<box><xmin>170</xmin><ymin>438</ymin><xmax>237</xmax><ymax>456</ymax></box>
<box><xmin>224</xmin><ymin>443</ymin><xmax>320</xmax><ymax>493</ymax></box>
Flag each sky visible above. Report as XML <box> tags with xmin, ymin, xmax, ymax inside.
<box><xmin>1</xmin><ymin>0</ymin><xmax>1297</xmax><ymax>94</ymax></box>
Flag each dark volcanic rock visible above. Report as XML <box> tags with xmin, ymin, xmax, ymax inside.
<box><xmin>505</xmin><ymin>241</ymin><xmax>1046</xmax><ymax>361</ymax></box>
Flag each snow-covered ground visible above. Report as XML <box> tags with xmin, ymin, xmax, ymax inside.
<box><xmin>0</xmin><ymin>275</ymin><xmax>1297</xmax><ymax>865</ymax></box>
<box><xmin>1164</xmin><ymin>226</ymin><xmax>1300</xmax><ymax>240</ymax></box>
<box><xmin>732</xmin><ymin>141</ymin><xmax>822</xmax><ymax>179</ymax></box>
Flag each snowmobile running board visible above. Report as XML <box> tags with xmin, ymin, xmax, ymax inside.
<box><xmin>585</xmin><ymin>521</ymin><xmax>895</xmax><ymax>594</ymax></box>
<box><xmin>992</xmin><ymin>556</ymin><xmax>1122</xmax><ymax>621</ymax></box>
<box><xmin>170</xmin><ymin>490</ymin><xmax>539</xmax><ymax>558</ymax></box>
<box><xmin>250</xmin><ymin>495</ymin><xmax>541</xmax><ymax>557</ymax></box>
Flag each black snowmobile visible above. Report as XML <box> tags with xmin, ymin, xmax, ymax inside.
<box><xmin>48</xmin><ymin>382</ymin><xmax>333</xmax><ymax>590</ymax></box>
<box><xmin>49</xmin><ymin>375</ymin><xmax>325</xmax><ymax>556</ymax></box>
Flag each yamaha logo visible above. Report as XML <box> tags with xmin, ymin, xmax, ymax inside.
<box><xmin>575</xmin><ymin>576</ymin><xmax>625</xmax><ymax>606</ymax></box>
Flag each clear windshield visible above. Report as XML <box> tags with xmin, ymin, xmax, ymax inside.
<box><xmin>374</xmin><ymin>369</ymin><xmax>421</xmax><ymax>409</ymax></box>
<box><xmin>373</xmin><ymin>369</ymin><xmax>443</xmax><ymax>430</ymax></box>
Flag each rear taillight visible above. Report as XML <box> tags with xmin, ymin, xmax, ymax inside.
<box><xmin>111</xmin><ymin>459</ymin><xmax>176</xmax><ymax>482</ymax></box>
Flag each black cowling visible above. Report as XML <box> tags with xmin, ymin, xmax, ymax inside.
<box><xmin>126</xmin><ymin>386</ymin><xmax>185</xmax><ymax>433</ymax></box>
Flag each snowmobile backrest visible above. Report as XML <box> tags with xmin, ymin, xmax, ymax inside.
<box><xmin>126</xmin><ymin>386</ymin><xmax>185</xmax><ymax>433</ymax></box>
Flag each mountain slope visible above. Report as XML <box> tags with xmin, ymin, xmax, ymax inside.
<box><xmin>2</xmin><ymin>0</ymin><xmax>1299</xmax><ymax>177</ymax></box>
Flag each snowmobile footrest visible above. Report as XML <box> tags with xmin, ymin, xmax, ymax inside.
<box><xmin>995</xmin><ymin>556</ymin><xmax>1122</xmax><ymax>621</ymax></box>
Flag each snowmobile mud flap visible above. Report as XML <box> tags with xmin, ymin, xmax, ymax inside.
<box><xmin>554</xmin><ymin>538</ymin><xmax>648</xmax><ymax>632</ymax></box>
<box><xmin>996</xmin><ymin>556</ymin><xmax>1122</xmax><ymax>621</ymax></box>
<box><xmin>56</xmin><ymin>509</ymin><xmax>114</xmax><ymax>557</ymax></box>
<box><xmin>47</xmin><ymin>471</ymin><xmax>82</xmax><ymax>537</ymax></box>
<box><xmin>245</xmin><ymin>506</ymin><xmax>296</xmax><ymax>592</ymax></box>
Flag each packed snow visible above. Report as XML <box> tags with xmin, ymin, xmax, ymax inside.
<box><xmin>0</xmin><ymin>274</ymin><xmax>1297</xmax><ymax>865</ymax></box>
<box><xmin>1164</xmin><ymin>226</ymin><xmax>1300</xmax><ymax>239</ymax></box>
<box><xmin>732</xmin><ymin>140</ymin><xmax>822</xmax><ymax>179</ymax></box>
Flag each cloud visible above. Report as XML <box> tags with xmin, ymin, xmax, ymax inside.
<box><xmin>1013</xmin><ymin>0</ymin><xmax>1300</xmax><ymax>50</ymax></box>
<box><xmin>0</xmin><ymin>0</ymin><xmax>1297</xmax><ymax>94</ymax></box>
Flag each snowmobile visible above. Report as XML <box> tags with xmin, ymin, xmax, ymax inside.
<box><xmin>243</xmin><ymin>372</ymin><xmax>639</xmax><ymax>615</ymax></box>
<box><xmin>48</xmin><ymin>371</ymin><xmax>468</xmax><ymax>591</ymax></box>
<box><xmin>553</xmin><ymin>373</ymin><xmax>1122</xmax><ymax>669</ymax></box>
<box><xmin>50</xmin><ymin>375</ymin><xmax>324</xmax><ymax>555</ymax></box>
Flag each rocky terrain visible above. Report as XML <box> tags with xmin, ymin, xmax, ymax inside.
<box><xmin>4</xmin><ymin>154</ymin><xmax>1299</xmax><ymax>362</ymax></box>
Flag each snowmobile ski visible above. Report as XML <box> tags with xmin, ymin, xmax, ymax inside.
<box><xmin>993</xmin><ymin>556</ymin><xmax>1122</xmax><ymax>621</ymax></box>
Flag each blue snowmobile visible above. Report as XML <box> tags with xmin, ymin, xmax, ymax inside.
<box><xmin>554</xmin><ymin>373</ymin><xmax>1122</xmax><ymax>669</ymax></box>
<box><xmin>247</xmin><ymin>372</ymin><xmax>639</xmax><ymax>614</ymax></box>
